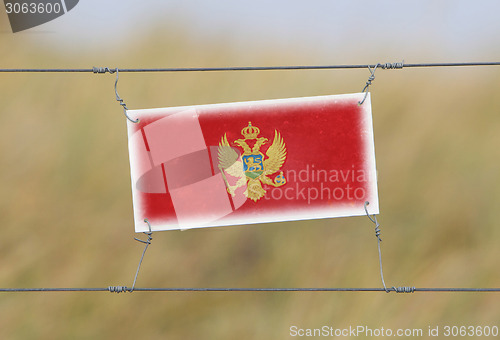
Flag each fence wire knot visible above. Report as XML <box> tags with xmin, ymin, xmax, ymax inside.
<box><xmin>108</xmin><ymin>286</ymin><xmax>129</xmax><ymax>293</ymax></box>
<box><xmin>358</xmin><ymin>61</ymin><xmax>404</xmax><ymax>105</ymax></box>
<box><xmin>392</xmin><ymin>286</ymin><xmax>416</xmax><ymax>293</ymax></box>
<box><xmin>93</xmin><ymin>66</ymin><xmax>139</xmax><ymax>123</ymax></box>
<box><xmin>92</xmin><ymin>67</ymin><xmax>116</xmax><ymax>74</ymax></box>
<box><xmin>380</xmin><ymin>61</ymin><xmax>404</xmax><ymax>69</ymax></box>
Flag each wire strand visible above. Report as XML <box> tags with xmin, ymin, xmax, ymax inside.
<box><xmin>0</xmin><ymin>287</ymin><xmax>499</xmax><ymax>293</ymax></box>
<box><xmin>0</xmin><ymin>62</ymin><xmax>499</xmax><ymax>73</ymax></box>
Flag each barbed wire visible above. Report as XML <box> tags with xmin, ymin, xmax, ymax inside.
<box><xmin>0</xmin><ymin>61</ymin><xmax>499</xmax><ymax>73</ymax></box>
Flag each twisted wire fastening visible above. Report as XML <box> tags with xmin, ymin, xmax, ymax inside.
<box><xmin>108</xmin><ymin>220</ymin><xmax>153</xmax><ymax>294</ymax></box>
<box><xmin>364</xmin><ymin>201</ymin><xmax>382</xmax><ymax>242</ymax></box>
<box><xmin>392</xmin><ymin>286</ymin><xmax>416</xmax><ymax>293</ymax></box>
<box><xmin>93</xmin><ymin>66</ymin><xmax>138</xmax><ymax>123</ymax></box>
<box><xmin>364</xmin><ymin>201</ymin><xmax>389</xmax><ymax>292</ymax></box>
<box><xmin>364</xmin><ymin>202</ymin><xmax>416</xmax><ymax>294</ymax></box>
<box><xmin>113</xmin><ymin>68</ymin><xmax>139</xmax><ymax>123</ymax></box>
<box><xmin>129</xmin><ymin>219</ymin><xmax>154</xmax><ymax>292</ymax></box>
<box><xmin>358</xmin><ymin>64</ymin><xmax>378</xmax><ymax>105</ymax></box>
<box><xmin>92</xmin><ymin>67</ymin><xmax>115</xmax><ymax>74</ymax></box>
<box><xmin>108</xmin><ymin>286</ymin><xmax>129</xmax><ymax>293</ymax></box>
<box><xmin>358</xmin><ymin>61</ymin><xmax>404</xmax><ymax>105</ymax></box>
<box><xmin>380</xmin><ymin>61</ymin><xmax>404</xmax><ymax>69</ymax></box>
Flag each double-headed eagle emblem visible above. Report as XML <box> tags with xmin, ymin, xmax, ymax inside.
<box><xmin>218</xmin><ymin>122</ymin><xmax>287</xmax><ymax>202</ymax></box>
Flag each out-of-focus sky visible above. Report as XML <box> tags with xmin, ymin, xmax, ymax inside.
<box><xmin>3</xmin><ymin>0</ymin><xmax>500</xmax><ymax>61</ymax></box>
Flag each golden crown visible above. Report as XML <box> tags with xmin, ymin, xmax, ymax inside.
<box><xmin>241</xmin><ymin>121</ymin><xmax>260</xmax><ymax>139</ymax></box>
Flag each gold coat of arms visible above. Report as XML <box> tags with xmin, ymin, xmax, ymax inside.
<box><xmin>218</xmin><ymin>122</ymin><xmax>287</xmax><ymax>202</ymax></box>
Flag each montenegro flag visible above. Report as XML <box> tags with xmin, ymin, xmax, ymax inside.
<box><xmin>127</xmin><ymin>93</ymin><xmax>379</xmax><ymax>232</ymax></box>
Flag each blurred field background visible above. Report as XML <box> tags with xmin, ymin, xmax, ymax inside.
<box><xmin>1</xmin><ymin>2</ymin><xmax>500</xmax><ymax>339</ymax></box>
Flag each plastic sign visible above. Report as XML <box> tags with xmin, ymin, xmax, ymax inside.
<box><xmin>127</xmin><ymin>93</ymin><xmax>379</xmax><ymax>232</ymax></box>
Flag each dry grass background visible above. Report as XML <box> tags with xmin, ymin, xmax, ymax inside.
<box><xmin>0</xmin><ymin>14</ymin><xmax>500</xmax><ymax>340</ymax></box>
